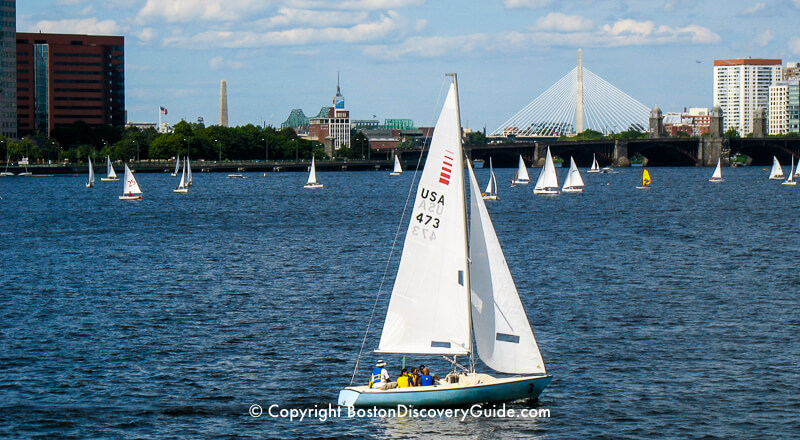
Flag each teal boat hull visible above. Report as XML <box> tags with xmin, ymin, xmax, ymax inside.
<box><xmin>338</xmin><ymin>375</ymin><xmax>551</xmax><ymax>408</ymax></box>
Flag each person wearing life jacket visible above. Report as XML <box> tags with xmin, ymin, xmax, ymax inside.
<box><xmin>419</xmin><ymin>367</ymin><xmax>439</xmax><ymax>386</ymax></box>
<box><xmin>409</xmin><ymin>368</ymin><xmax>420</xmax><ymax>386</ymax></box>
<box><xmin>396</xmin><ymin>368</ymin><xmax>411</xmax><ymax>387</ymax></box>
<box><xmin>370</xmin><ymin>360</ymin><xmax>396</xmax><ymax>390</ymax></box>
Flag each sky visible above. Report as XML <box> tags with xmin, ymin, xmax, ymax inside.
<box><xmin>17</xmin><ymin>0</ymin><xmax>800</xmax><ymax>132</ymax></box>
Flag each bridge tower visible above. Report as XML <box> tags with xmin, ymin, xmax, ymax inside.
<box><xmin>576</xmin><ymin>49</ymin><xmax>584</xmax><ymax>134</ymax></box>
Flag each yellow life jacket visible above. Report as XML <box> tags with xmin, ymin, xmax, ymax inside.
<box><xmin>396</xmin><ymin>375</ymin><xmax>410</xmax><ymax>388</ymax></box>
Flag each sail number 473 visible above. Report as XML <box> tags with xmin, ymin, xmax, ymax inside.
<box><xmin>412</xmin><ymin>213</ymin><xmax>439</xmax><ymax>241</ymax></box>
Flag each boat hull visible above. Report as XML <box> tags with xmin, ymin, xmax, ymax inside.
<box><xmin>533</xmin><ymin>188</ymin><xmax>559</xmax><ymax>195</ymax></box>
<box><xmin>562</xmin><ymin>187</ymin><xmax>584</xmax><ymax>193</ymax></box>
<box><xmin>304</xmin><ymin>183</ymin><xmax>324</xmax><ymax>189</ymax></box>
<box><xmin>769</xmin><ymin>176</ymin><xmax>784</xmax><ymax>180</ymax></box>
<box><xmin>635</xmin><ymin>186</ymin><xmax>650</xmax><ymax>189</ymax></box>
<box><xmin>86</xmin><ymin>183</ymin><xmax>94</xmax><ymax>188</ymax></box>
<box><xmin>511</xmin><ymin>180</ymin><xmax>529</xmax><ymax>185</ymax></box>
<box><xmin>173</xmin><ymin>188</ymin><xmax>188</xmax><ymax>193</ymax></box>
<box><xmin>101</xmin><ymin>178</ymin><xmax>119</xmax><ymax>182</ymax></box>
<box><xmin>587</xmin><ymin>169</ymin><xmax>600</xmax><ymax>173</ymax></box>
<box><xmin>708</xmin><ymin>178</ymin><xmax>724</xmax><ymax>183</ymax></box>
<box><xmin>119</xmin><ymin>195</ymin><xmax>143</xmax><ymax>200</ymax></box>
<box><xmin>389</xmin><ymin>172</ymin><xmax>402</xmax><ymax>176</ymax></box>
<box><xmin>482</xmin><ymin>195</ymin><xmax>498</xmax><ymax>200</ymax></box>
<box><xmin>338</xmin><ymin>374</ymin><xmax>551</xmax><ymax>408</ymax></box>
<box><xmin>781</xmin><ymin>181</ymin><xmax>797</xmax><ymax>186</ymax></box>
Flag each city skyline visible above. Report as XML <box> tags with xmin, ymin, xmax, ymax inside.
<box><xmin>17</xmin><ymin>0</ymin><xmax>800</xmax><ymax>131</ymax></box>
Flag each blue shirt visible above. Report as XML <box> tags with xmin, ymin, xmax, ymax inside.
<box><xmin>419</xmin><ymin>374</ymin><xmax>433</xmax><ymax>386</ymax></box>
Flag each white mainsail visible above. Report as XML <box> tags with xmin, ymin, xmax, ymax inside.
<box><xmin>106</xmin><ymin>156</ymin><xmax>117</xmax><ymax>179</ymax></box>
<box><xmin>562</xmin><ymin>156</ymin><xmax>585</xmax><ymax>190</ymax></box>
<box><xmin>122</xmin><ymin>164</ymin><xmax>142</xmax><ymax>195</ymax></box>
<box><xmin>173</xmin><ymin>157</ymin><xmax>180</xmax><ymax>176</ymax></box>
<box><xmin>392</xmin><ymin>154</ymin><xmax>403</xmax><ymax>175</ymax></box>
<box><xmin>87</xmin><ymin>157</ymin><xmax>95</xmax><ymax>187</ymax></box>
<box><xmin>711</xmin><ymin>158</ymin><xmax>723</xmax><ymax>180</ymax></box>
<box><xmin>785</xmin><ymin>157</ymin><xmax>795</xmax><ymax>184</ymax></box>
<box><xmin>484</xmin><ymin>158</ymin><xmax>497</xmax><ymax>197</ymax></box>
<box><xmin>377</xmin><ymin>82</ymin><xmax>471</xmax><ymax>356</ymax></box>
<box><xmin>186</xmin><ymin>156</ymin><xmax>193</xmax><ymax>186</ymax></box>
<box><xmin>514</xmin><ymin>155</ymin><xmax>530</xmax><ymax>182</ymax></box>
<box><xmin>307</xmin><ymin>156</ymin><xmax>318</xmax><ymax>185</ymax></box>
<box><xmin>589</xmin><ymin>154</ymin><xmax>600</xmax><ymax>172</ymax></box>
<box><xmin>534</xmin><ymin>147</ymin><xmax>559</xmax><ymax>192</ymax></box>
<box><xmin>769</xmin><ymin>156</ymin><xmax>783</xmax><ymax>179</ymax></box>
<box><xmin>177</xmin><ymin>158</ymin><xmax>187</xmax><ymax>189</ymax></box>
<box><xmin>468</xmin><ymin>162</ymin><xmax>546</xmax><ymax>374</ymax></box>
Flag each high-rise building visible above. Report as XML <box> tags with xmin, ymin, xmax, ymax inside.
<box><xmin>0</xmin><ymin>0</ymin><xmax>16</xmax><ymax>138</ymax></box>
<box><xmin>713</xmin><ymin>58</ymin><xmax>782</xmax><ymax>135</ymax></box>
<box><xmin>16</xmin><ymin>33</ymin><xmax>124</xmax><ymax>136</ymax></box>
<box><xmin>308</xmin><ymin>75</ymin><xmax>350</xmax><ymax>156</ymax></box>
<box><xmin>784</xmin><ymin>62</ymin><xmax>800</xmax><ymax>80</ymax></box>
<box><xmin>768</xmin><ymin>79</ymin><xmax>800</xmax><ymax>135</ymax></box>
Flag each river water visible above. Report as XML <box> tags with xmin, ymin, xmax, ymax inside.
<box><xmin>1</xmin><ymin>165</ymin><xmax>798</xmax><ymax>439</ymax></box>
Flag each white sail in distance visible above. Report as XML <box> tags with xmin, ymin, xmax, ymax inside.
<box><xmin>534</xmin><ymin>147</ymin><xmax>559</xmax><ymax>191</ymax></box>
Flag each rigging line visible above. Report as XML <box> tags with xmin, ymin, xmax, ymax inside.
<box><xmin>349</xmin><ymin>77</ymin><xmax>450</xmax><ymax>386</ymax></box>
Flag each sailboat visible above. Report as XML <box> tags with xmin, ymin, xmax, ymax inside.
<box><xmin>101</xmin><ymin>156</ymin><xmax>119</xmax><ymax>181</ymax></box>
<box><xmin>186</xmin><ymin>156</ymin><xmax>193</xmax><ymax>186</ymax></box>
<box><xmin>587</xmin><ymin>154</ymin><xmax>600</xmax><ymax>173</ymax></box>
<box><xmin>533</xmin><ymin>147</ymin><xmax>559</xmax><ymax>195</ymax></box>
<box><xmin>768</xmin><ymin>156</ymin><xmax>784</xmax><ymax>180</ymax></box>
<box><xmin>174</xmin><ymin>158</ymin><xmax>189</xmax><ymax>193</ymax></box>
<box><xmin>482</xmin><ymin>157</ymin><xmax>498</xmax><ymax>200</ymax></box>
<box><xmin>782</xmin><ymin>156</ymin><xmax>797</xmax><ymax>186</ymax></box>
<box><xmin>511</xmin><ymin>155</ymin><xmax>530</xmax><ymax>186</ymax></box>
<box><xmin>2</xmin><ymin>143</ymin><xmax>14</xmax><ymax>176</ymax></box>
<box><xmin>390</xmin><ymin>154</ymin><xmax>403</xmax><ymax>176</ymax></box>
<box><xmin>86</xmin><ymin>157</ymin><xmax>95</xmax><ymax>188</ymax></box>
<box><xmin>17</xmin><ymin>157</ymin><xmax>32</xmax><ymax>176</ymax></box>
<box><xmin>118</xmin><ymin>164</ymin><xmax>143</xmax><ymax>200</ymax></box>
<box><xmin>561</xmin><ymin>156</ymin><xmax>585</xmax><ymax>193</ymax></box>
<box><xmin>338</xmin><ymin>74</ymin><xmax>551</xmax><ymax>408</ymax></box>
<box><xmin>636</xmin><ymin>169</ymin><xmax>652</xmax><ymax>189</ymax></box>
<box><xmin>708</xmin><ymin>158</ymin><xmax>724</xmax><ymax>183</ymax></box>
<box><xmin>304</xmin><ymin>156</ymin><xmax>323</xmax><ymax>189</ymax></box>
<box><xmin>171</xmin><ymin>157</ymin><xmax>179</xmax><ymax>177</ymax></box>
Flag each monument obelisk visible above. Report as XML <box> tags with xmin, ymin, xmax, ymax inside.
<box><xmin>219</xmin><ymin>80</ymin><xmax>229</xmax><ymax>127</ymax></box>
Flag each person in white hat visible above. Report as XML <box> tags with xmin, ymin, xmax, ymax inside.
<box><xmin>370</xmin><ymin>360</ymin><xmax>396</xmax><ymax>390</ymax></box>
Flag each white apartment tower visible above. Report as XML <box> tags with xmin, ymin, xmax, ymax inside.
<box><xmin>713</xmin><ymin>59</ymin><xmax>782</xmax><ymax>135</ymax></box>
<box><xmin>768</xmin><ymin>79</ymin><xmax>799</xmax><ymax>135</ymax></box>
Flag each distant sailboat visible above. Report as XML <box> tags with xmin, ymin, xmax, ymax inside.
<box><xmin>338</xmin><ymin>74</ymin><xmax>550</xmax><ymax>409</ymax></box>
<box><xmin>636</xmin><ymin>169</ymin><xmax>652</xmax><ymax>189</ymax></box>
<box><xmin>533</xmin><ymin>147</ymin><xmax>559</xmax><ymax>195</ymax></box>
<box><xmin>171</xmin><ymin>157</ymin><xmax>179</xmax><ymax>177</ymax></box>
<box><xmin>587</xmin><ymin>154</ymin><xmax>600</xmax><ymax>173</ymax></box>
<box><xmin>17</xmin><ymin>157</ymin><xmax>31</xmax><ymax>176</ymax></box>
<box><xmin>511</xmin><ymin>155</ymin><xmax>530</xmax><ymax>186</ymax></box>
<box><xmin>186</xmin><ymin>156</ymin><xmax>193</xmax><ymax>186</ymax></box>
<box><xmin>768</xmin><ymin>156</ymin><xmax>784</xmax><ymax>180</ymax></box>
<box><xmin>174</xmin><ymin>158</ymin><xmax>189</xmax><ymax>193</ymax></box>
<box><xmin>304</xmin><ymin>156</ymin><xmax>323</xmax><ymax>189</ymax></box>
<box><xmin>708</xmin><ymin>158</ymin><xmax>724</xmax><ymax>183</ymax></box>
<box><xmin>101</xmin><ymin>156</ymin><xmax>119</xmax><ymax>181</ymax></box>
<box><xmin>482</xmin><ymin>157</ymin><xmax>498</xmax><ymax>200</ymax></box>
<box><xmin>782</xmin><ymin>157</ymin><xmax>797</xmax><ymax>186</ymax></box>
<box><xmin>390</xmin><ymin>154</ymin><xmax>403</xmax><ymax>176</ymax></box>
<box><xmin>86</xmin><ymin>157</ymin><xmax>95</xmax><ymax>188</ymax></box>
<box><xmin>0</xmin><ymin>142</ymin><xmax>13</xmax><ymax>176</ymax></box>
<box><xmin>119</xmin><ymin>164</ymin><xmax>143</xmax><ymax>200</ymax></box>
<box><xmin>561</xmin><ymin>156</ymin><xmax>585</xmax><ymax>193</ymax></box>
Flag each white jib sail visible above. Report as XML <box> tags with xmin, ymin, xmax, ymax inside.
<box><xmin>468</xmin><ymin>162</ymin><xmax>547</xmax><ymax>374</ymax></box>
<box><xmin>590</xmin><ymin>155</ymin><xmax>599</xmax><ymax>171</ymax></box>
<box><xmin>562</xmin><ymin>157</ymin><xmax>585</xmax><ymax>189</ymax></box>
<box><xmin>393</xmin><ymin>154</ymin><xmax>403</xmax><ymax>174</ymax></box>
<box><xmin>88</xmin><ymin>157</ymin><xmax>95</xmax><ymax>185</ymax></box>
<box><xmin>307</xmin><ymin>156</ymin><xmax>318</xmax><ymax>184</ymax></box>
<box><xmin>516</xmin><ymin>155</ymin><xmax>530</xmax><ymax>181</ymax></box>
<box><xmin>377</xmin><ymin>82</ymin><xmax>471</xmax><ymax>356</ymax></box>
<box><xmin>770</xmin><ymin>156</ymin><xmax>783</xmax><ymax>178</ymax></box>
<box><xmin>485</xmin><ymin>158</ymin><xmax>496</xmax><ymax>196</ymax></box>
<box><xmin>178</xmin><ymin>158</ymin><xmax>186</xmax><ymax>188</ymax></box>
<box><xmin>788</xmin><ymin>157</ymin><xmax>795</xmax><ymax>182</ymax></box>
<box><xmin>535</xmin><ymin>147</ymin><xmax>559</xmax><ymax>190</ymax></box>
<box><xmin>711</xmin><ymin>158</ymin><xmax>722</xmax><ymax>179</ymax></box>
<box><xmin>107</xmin><ymin>156</ymin><xmax>117</xmax><ymax>178</ymax></box>
<box><xmin>122</xmin><ymin>164</ymin><xmax>142</xmax><ymax>195</ymax></box>
<box><xmin>186</xmin><ymin>157</ymin><xmax>193</xmax><ymax>185</ymax></box>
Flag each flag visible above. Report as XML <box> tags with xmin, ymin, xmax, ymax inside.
<box><xmin>160</xmin><ymin>106</ymin><xmax>168</xmax><ymax>115</ymax></box>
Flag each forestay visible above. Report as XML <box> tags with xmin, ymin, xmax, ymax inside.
<box><xmin>377</xmin><ymin>83</ymin><xmax>471</xmax><ymax>356</ymax></box>
<box><xmin>468</xmin><ymin>162</ymin><xmax>547</xmax><ymax>374</ymax></box>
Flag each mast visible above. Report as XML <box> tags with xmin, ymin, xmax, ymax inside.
<box><xmin>446</xmin><ymin>72</ymin><xmax>474</xmax><ymax>370</ymax></box>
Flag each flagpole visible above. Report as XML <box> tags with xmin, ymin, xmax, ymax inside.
<box><xmin>158</xmin><ymin>106</ymin><xmax>161</xmax><ymax>130</ymax></box>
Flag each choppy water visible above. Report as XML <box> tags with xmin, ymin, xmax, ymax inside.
<box><xmin>1</xmin><ymin>166</ymin><xmax>799</xmax><ymax>439</ymax></box>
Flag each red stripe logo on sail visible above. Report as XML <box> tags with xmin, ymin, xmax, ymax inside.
<box><xmin>440</xmin><ymin>150</ymin><xmax>454</xmax><ymax>185</ymax></box>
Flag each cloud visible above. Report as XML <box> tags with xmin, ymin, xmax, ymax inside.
<box><xmin>80</xmin><ymin>5</ymin><xmax>94</xmax><ymax>15</ymax></box>
<box><xmin>599</xmin><ymin>19</ymin><xmax>721</xmax><ymax>45</ymax></box>
<box><xmin>534</xmin><ymin>13</ymin><xmax>593</xmax><ymax>32</ymax></box>
<box><xmin>31</xmin><ymin>17</ymin><xmax>123</xmax><ymax>35</ymax></box>
<box><xmin>286</xmin><ymin>0</ymin><xmax>425</xmax><ymax>10</ymax></box>
<box><xmin>795</xmin><ymin>0</ymin><xmax>800</xmax><ymax>7</ymax></box>
<box><xmin>258</xmin><ymin>8</ymin><xmax>369</xmax><ymax>28</ymax></box>
<box><xmin>738</xmin><ymin>2</ymin><xmax>767</xmax><ymax>16</ymax></box>
<box><xmin>137</xmin><ymin>27</ymin><xmax>157</xmax><ymax>42</ymax></box>
<box><xmin>753</xmin><ymin>29</ymin><xmax>773</xmax><ymax>47</ymax></box>
<box><xmin>137</xmin><ymin>0</ymin><xmax>273</xmax><ymax>23</ymax></box>
<box><xmin>790</xmin><ymin>37</ymin><xmax>800</xmax><ymax>55</ymax></box>
<box><xmin>162</xmin><ymin>11</ymin><xmax>410</xmax><ymax>48</ymax></box>
<box><xmin>504</xmin><ymin>0</ymin><xmax>551</xmax><ymax>9</ymax></box>
<box><xmin>209</xmin><ymin>56</ymin><xmax>248</xmax><ymax>70</ymax></box>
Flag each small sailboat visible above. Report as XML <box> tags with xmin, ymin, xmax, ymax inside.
<box><xmin>587</xmin><ymin>154</ymin><xmax>600</xmax><ymax>173</ymax></box>
<box><xmin>511</xmin><ymin>155</ymin><xmax>530</xmax><ymax>186</ymax></box>
<box><xmin>561</xmin><ymin>156</ymin><xmax>585</xmax><ymax>193</ymax></box>
<box><xmin>86</xmin><ymin>157</ymin><xmax>95</xmax><ymax>188</ymax></box>
<box><xmin>708</xmin><ymin>158</ymin><xmax>724</xmax><ymax>183</ymax></box>
<box><xmin>174</xmin><ymin>158</ymin><xmax>189</xmax><ymax>193</ymax></box>
<box><xmin>186</xmin><ymin>156</ymin><xmax>193</xmax><ymax>186</ymax></box>
<box><xmin>171</xmin><ymin>157</ymin><xmax>179</xmax><ymax>177</ymax></box>
<box><xmin>101</xmin><ymin>156</ymin><xmax>119</xmax><ymax>181</ymax></box>
<box><xmin>227</xmin><ymin>173</ymin><xmax>244</xmax><ymax>178</ymax></box>
<box><xmin>636</xmin><ymin>169</ymin><xmax>652</xmax><ymax>189</ymax></box>
<box><xmin>390</xmin><ymin>154</ymin><xmax>403</xmax><ymax>176</ymax></box>
<box><xmin>17</xmin><ymin>157</ymin><xmax>32</xmax><ymax>176</ymax></box>
<box><xmin>338</xmin><ymin>74</ymin><xmax>550</xmax><ymax>409</ymax></box>
<box><xmin>533</xmin><ymin>147</ymin><xmax>559</xmax><ymax>195</ymax></box>
<box><xmin>304</xmin><ymin>156</ymin><xmax>323</xmax><ymax>189</ymax></box>
<box><xmin>482</xmin><ymin>157</ymin><xmax>498</xmax><ymax>200</ymax></box>
<box><xmin>1</xmin><ymin>143</ymin><xmax>13</xmax><ymax>176</ymax></box>
<box><xmin>768</xmin><ymin>156</ymin><xmax>784</xmax><ymax>180</ymax></box>
<box><xmin>119</xmin><ymin>164</ymin><xmax>143</xmax><ymax>200</ymax></box>
<box><xmin>782</xmin><ymin>156</ymin><xmax>797</xmax><ymax>186</ymax></box>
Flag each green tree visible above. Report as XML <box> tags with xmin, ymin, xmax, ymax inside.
<box><xmin>724</xmin><ymin>127</ymin><xmax>740</xmax><ymax>138</ymax></box>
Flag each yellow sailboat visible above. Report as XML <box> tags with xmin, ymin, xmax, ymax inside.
<box><xmin>636</xmin><ymin>169</ymin><xmax>651</xmax><ymax>189</ymax></box>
